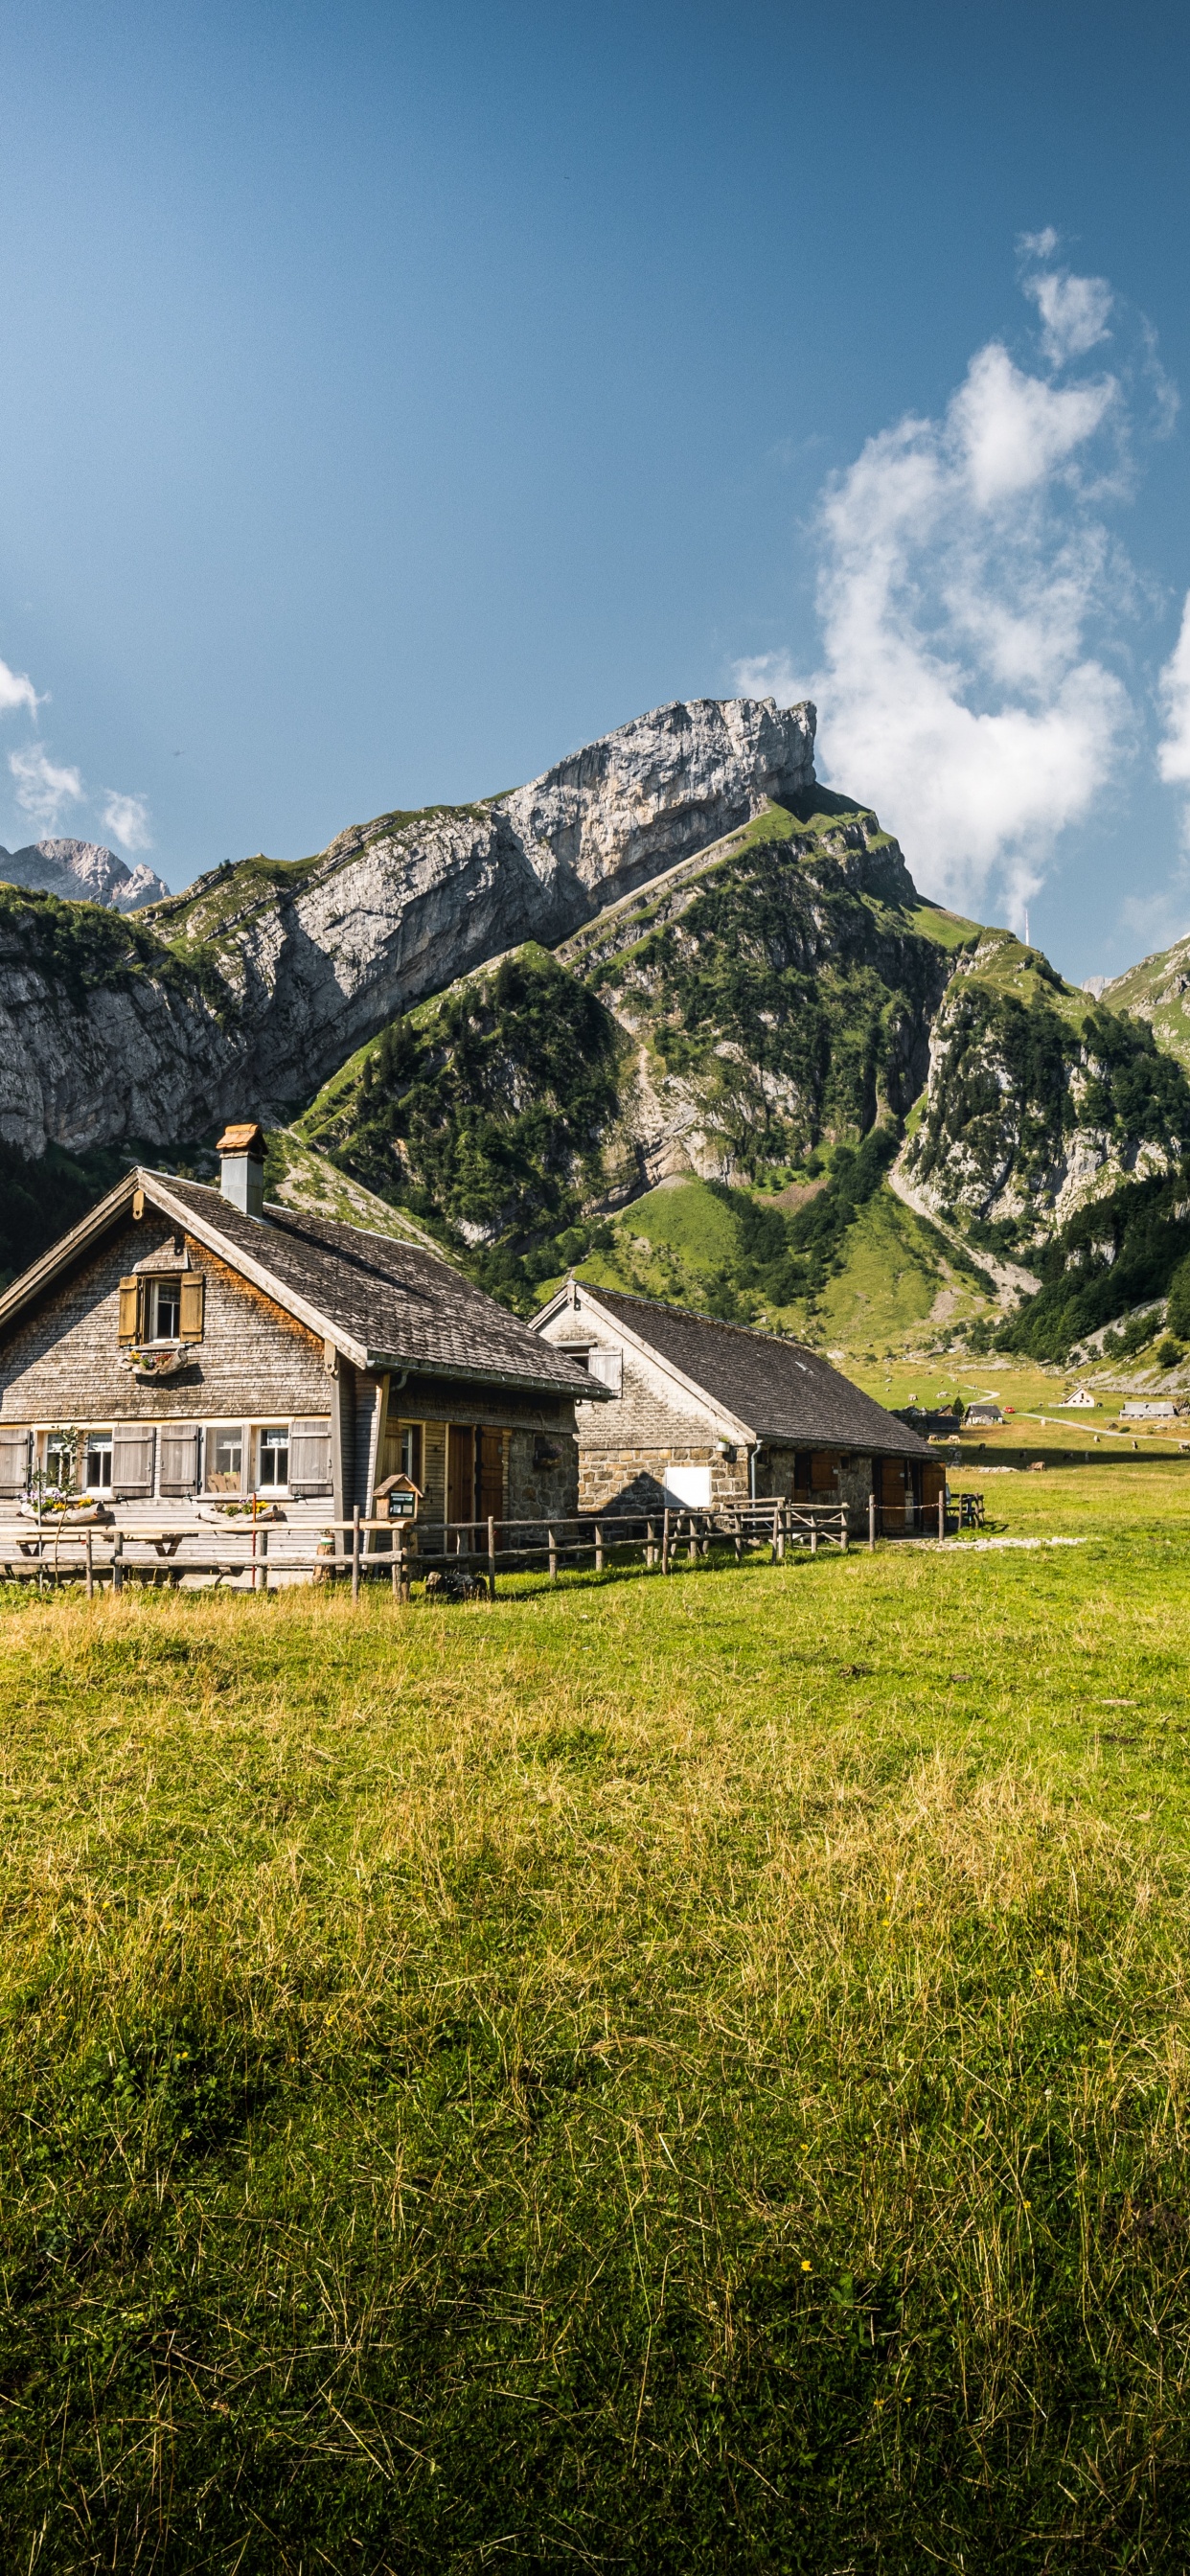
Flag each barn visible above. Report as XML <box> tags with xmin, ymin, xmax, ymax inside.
<box><xmin>0</xmin><ymin>1125</ymin><xmax>596</xmax><ymax>1571</ymax></box>
<box><xmin>531</xmin><ymin>1279</ymin><xmax>938</xmax><ymax>1531</ymax></box>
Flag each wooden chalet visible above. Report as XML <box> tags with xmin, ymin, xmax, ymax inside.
<box><xmin>0</xmin><ymin>1125</ymin><xmax>597</xmax><ymax>1573</ymax></box>
<box><xmin>532</xmin><ymin>1278</ymin><xmax>938</xmax><ymax>1531</ymax></box>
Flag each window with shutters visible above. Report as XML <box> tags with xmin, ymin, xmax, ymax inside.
<box><xmin>159</xmin><ymin>1426</ymin><xmax>200</xmax><ymax>1496</ymax></box>
<box><xmin>205</xmin><ymin>1425</ymin><xmax>243</xmax><ymax>1494</ymax></box>
<box><xmin>289</xmin><ymin>1417</ymin><xmax>332</xmax><ymax>1495</ymax></box>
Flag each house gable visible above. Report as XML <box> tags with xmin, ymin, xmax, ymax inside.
<box><xmin>0</xmin><ymin>1210</ymin><xmax>330</xmax><ymax>1428</ymax></box>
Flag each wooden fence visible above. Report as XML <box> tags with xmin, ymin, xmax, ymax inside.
<box><xmin>0</xmin><ymin>1489</ymin><xmax>974</xmax><ymax>1595</ymax></box>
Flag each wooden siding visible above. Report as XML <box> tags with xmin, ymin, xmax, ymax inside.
<box><xmin>0</xmin><ymin>1215</ymin><xmax>330</xmax><ymax>1426</ymax></box>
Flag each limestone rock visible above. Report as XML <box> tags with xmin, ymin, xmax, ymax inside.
<box><xmin>0</xmin><ymin>838</ymin><xmax>171</xmax><ymax>910</ymax></box>
<box><xmin>0</xmin><ymin>696</ymin><xmax>815</xmax><ymax>1154</ymax></box>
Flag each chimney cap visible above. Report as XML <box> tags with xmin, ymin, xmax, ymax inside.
<box><xmin>216</xmin><ymin>1122</ymin><xmax>265</xmax><ymax>1157</ymax></box>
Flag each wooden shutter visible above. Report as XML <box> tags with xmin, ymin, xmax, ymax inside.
<box><xmin>810</xmin><ymin>1451</ymin><xmax>838</xmax><ymax>1494</ymax></box>
<box><xmin>178</xmin><ymin>1274</ymin><xmax>205</xmax><ymax>1340</ymax></box>
<box><xmin>289</xmin><ymin>1418</ymin><xmax>332</xmax><ymax>1495</ymax></box>
<box><xmin>0</xmin><ymin>1429</ymin><xmax>29</xmax><ymax>1497</ymax></box>
<box><xmin>159</xmin><ymin>1426</ymin><xmax>199</xmax><ymax>1496</ymax></box>
<box><xmin>118</xmin><ymin>1277</ymin><xmax>140</xmax><ymax>1345</ymax></box>
<box><xmin>920</xmin><ymin>1461</ymin><xmax>946</xmax><ymax>1509</ymax></box>
<box><xmin>111</xmin><ymin>1427</ymin><xmax>155</xmax><ymax>1497</ymax></box>
<box><xmin>587</xmin><ymin>1349</ymin><xmax>623</xmax><ymax>1394</ymax></box>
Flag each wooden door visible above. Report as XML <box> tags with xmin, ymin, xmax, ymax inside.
<box><xmin>446</xmin><ymin>1425</ymin><xmax>475</xmax><ymax>1527</ymax></box>
<box><xmin>477</xmin><ymin>1430</ymin><xmax>503</xmax><ymax>1529</ymax></box>
<box><xmin>880</xmin><ymin>1457</ymin><xmax>906</xmax><ymax>1532</ymax></box>
<box><xmin>920</xmin><ymin>1460</ymin><xmax>946</xmax><ymax>1522</ymax></box>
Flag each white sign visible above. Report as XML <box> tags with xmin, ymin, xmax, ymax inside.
<box><xmin>664</xmin><ymin>1463</ymin><xmax>712</xmax><ymax>1509</ymax></box>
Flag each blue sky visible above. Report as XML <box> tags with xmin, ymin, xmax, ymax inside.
<box><xmin>0</xmin><ymin>0</ymin><xmax>1187</xmax><ymax>978</ymax></box>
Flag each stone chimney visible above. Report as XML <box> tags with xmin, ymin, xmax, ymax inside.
<box><xmin>217</xmin><ymin>1121</ymin><xmax>265</xmax><ymax>1219</ymax></box>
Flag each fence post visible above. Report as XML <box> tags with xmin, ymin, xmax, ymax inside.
<box><xmin>594</xmin><ymin>1521</ymin><xmax>604</xmax><ymax>1575</ymax></box>
<box><xmin>841</xmin><ymin>1507</ymin><xmax>849</xmax><ymax>1553</ymax></box>
<box><xmin>488</xmin><ymin>1513</ymin><xmax>496</xmax><ymax>1603</ymax></box>
<box><xmin>868</xmin><ymin>1493</ymin><xmax>876</xmax><ymax>1552</ymax></box>
<box><xmin>113</xmin><ymin>1530</ymin><xmax>124</xmax><ymax>1597</ymax></box>
<box><xmin>662</xmin><ymin>1506</ymin><xmax>671</xmax><ymax>1576</ymax></box>
<box><xmin>256</xmin><ymin>1529</ymin><xmax>269</xmax><ymax>1593</ymax></box>
<box><xmin>939</xmin><ymin>1487</ymin><xmax>946</xmax><ymax>1542</ymax></box>
<box><xmin>688</xmin><ymin>1515</ymin><xmax>697</xmax><ymax>1565</ymax></box>
<box><xmin>352</xmin><ymin>1505</ymin><xmax>361</xmax><ymax>1605</ymax></box>
<box><xmin>811</xmin><ymin>1518</ymin><xmax>818</xmax><ymax>1558</ymax></box>
<box><xmin>84</xmin><ymin>1532</ymin><xmax>93</xmax><ymax>1599</ymax></box>
<box><xmin>646</xmin><ymin>1517</ymin><xmax>656</xmax><ymax>1569</ymax></box>
<box><xmin>393</xmin><ymin>1529</ymin><xmax>403</xmax><ymax>1600</ymax></box>
<box><xmin>548</xmin><ymin>1526</ymin><xmax>558</xmax><ymax>1585</ymax></box>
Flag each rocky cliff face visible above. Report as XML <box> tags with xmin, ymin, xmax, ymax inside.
<box><xmin>295</xmin><ymin>795</ymin><xmax>970</xmax><ymax>1305</ymax></box>
<box><xmin>0</xmin><ymin>838</ymin><xmax>170</xmax><ymax>911</ymax></box>
<box><xmin>0</xmin><ymin>696</ymin><xmax>815</xmax><ymax>1155</ymax></box>
<box><xmin>902</xmin><ymin>933</ymin><xmax>1190</xmax><ymax>1244</ymax></box>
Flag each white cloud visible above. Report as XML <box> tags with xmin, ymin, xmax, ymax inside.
<box><xmin>735</xmin><ymin>252</ymin><xmax>1142</xmax><ymax>929</ymax></box>
<box><xmin>9</xmin><ymin>745</ymin><xmax>84</xmax><ymax>835</ymax></box>
<box><xmin>0</xmin><ymin>656</ymin><xmax>41</xmax><ymax>720</ymax></box>
<box><xmin>1157</xmin><ymin>592</ymin><xmax>1190</xmax><ymax>849</ymax></box>
<box><xmin>731</xmin><ymin>651</ymin><xmax>813</xmax><ymax>706</ymax></box>
<box><xmin>1023</xmin><ymin>266</ymin><xmax>1113</xmax><ymax>368</ymax></box>
<box><xmin>101</xmin><ymin>789</ymin><xmax>152</xmax><ymax>852</ymax></box>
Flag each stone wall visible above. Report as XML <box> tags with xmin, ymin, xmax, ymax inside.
<box><xmin>577</xmin><ymin>1442</ymin><xmax>751</xmax><ymax>1515</ymax></box>
<box><xmin>506</xmin><ymin>1427</ymin><xmax>579</xmax><ymax>1528</ymax></box>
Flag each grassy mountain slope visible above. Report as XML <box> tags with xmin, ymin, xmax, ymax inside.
<box><xmin>296</xmin><ymin>797</ymin><xmax>992</xmax><ymax>1322</ymax></box>
<box><xmin>1099</xmin><ymin>933</ymin><xmax>1190</xmax><ymax>1072</ymax></box>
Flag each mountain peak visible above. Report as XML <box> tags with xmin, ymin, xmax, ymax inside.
<box><xmin>0</xmin><ymin>836</ymin><xmax>170</xmax><ymax>912</ymax></box>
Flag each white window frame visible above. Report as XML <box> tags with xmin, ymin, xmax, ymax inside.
<box><xmin>146</xmin><ymin>1276</ymin><xmax>182</xmax><ymax>1345</ymax></box>
<box><xmin>82</xmin><ymin>1430</ymin><xmax>114</xmax><ymax>1494</ymax></box>
<box><xmin>204</xmin><ymin>1422</ymin><xmax>245</xmax><ymax>1495</ymax></box>
<box><xmin>42</xmin><ymin>1429</ymin><xmax>78</xmax><ymax>1491</ymax></box>
<box><xmin>256</xmin><ymin>1423</ymin><xmax>290</xmax><ymax>1494</ymax></box>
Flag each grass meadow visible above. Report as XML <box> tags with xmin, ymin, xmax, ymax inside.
<box><xmin>5</xmin><ymin>1461</ymin><xmax>1190</xmax><ymax>2569</ymax></box>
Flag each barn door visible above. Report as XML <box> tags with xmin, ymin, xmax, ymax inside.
<box><xmin>446</xmin><ymin>1425</ymin><xmax>475</xmax><ymax>1528</ymax></box>
<box><xmin>477</xmin><ymin>1430</ymin><xmax>503</xmax><ymax>1530</ymax></box>
<box><xmin>880</xmin><ymin>1457</ymin><xmax>905</xmax><ymax>1532</ymax></box>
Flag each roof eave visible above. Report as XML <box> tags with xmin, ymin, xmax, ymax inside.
<box><xmin>0</xmin><ymin>1169</ymin><xmax>140</xmax><ymax>1337</ymax></box>
<box><xmin>368</xmin><ymin>1349</ymin><xmax>611</xmax><ymax>1398</ymax></box>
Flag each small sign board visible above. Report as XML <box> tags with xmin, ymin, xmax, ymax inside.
<box><xmin>375</xmin><ymin>1471</ymin><xmax>423</xmax><ymax>1520</ymax></box>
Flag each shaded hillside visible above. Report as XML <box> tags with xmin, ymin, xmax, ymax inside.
<box><xmin>990</xmin><ymin>1162</ymin><xmax>1190</xmax><ymax>1364</ymax></box>
<box><xmin>903</xmin><ymin>932</ymin><xmax>1190</xmax><ymax>1251</ymax></box>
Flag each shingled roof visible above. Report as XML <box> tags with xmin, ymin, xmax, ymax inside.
<box><xmin>541</xmin><ymin>1283</ymin><xmax>930</xmax><ymax>1458</ymax></box>
<box><xmin>0</xmin><ymin>1169</ymin><xmax>598</xmax><ymax>1401</ymax></box>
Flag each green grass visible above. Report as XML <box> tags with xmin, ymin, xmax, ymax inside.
<box><xmin>5</xmin><ymin>1463</ymin><xmax>1190</xmax><ymax>2566</ymax></box>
